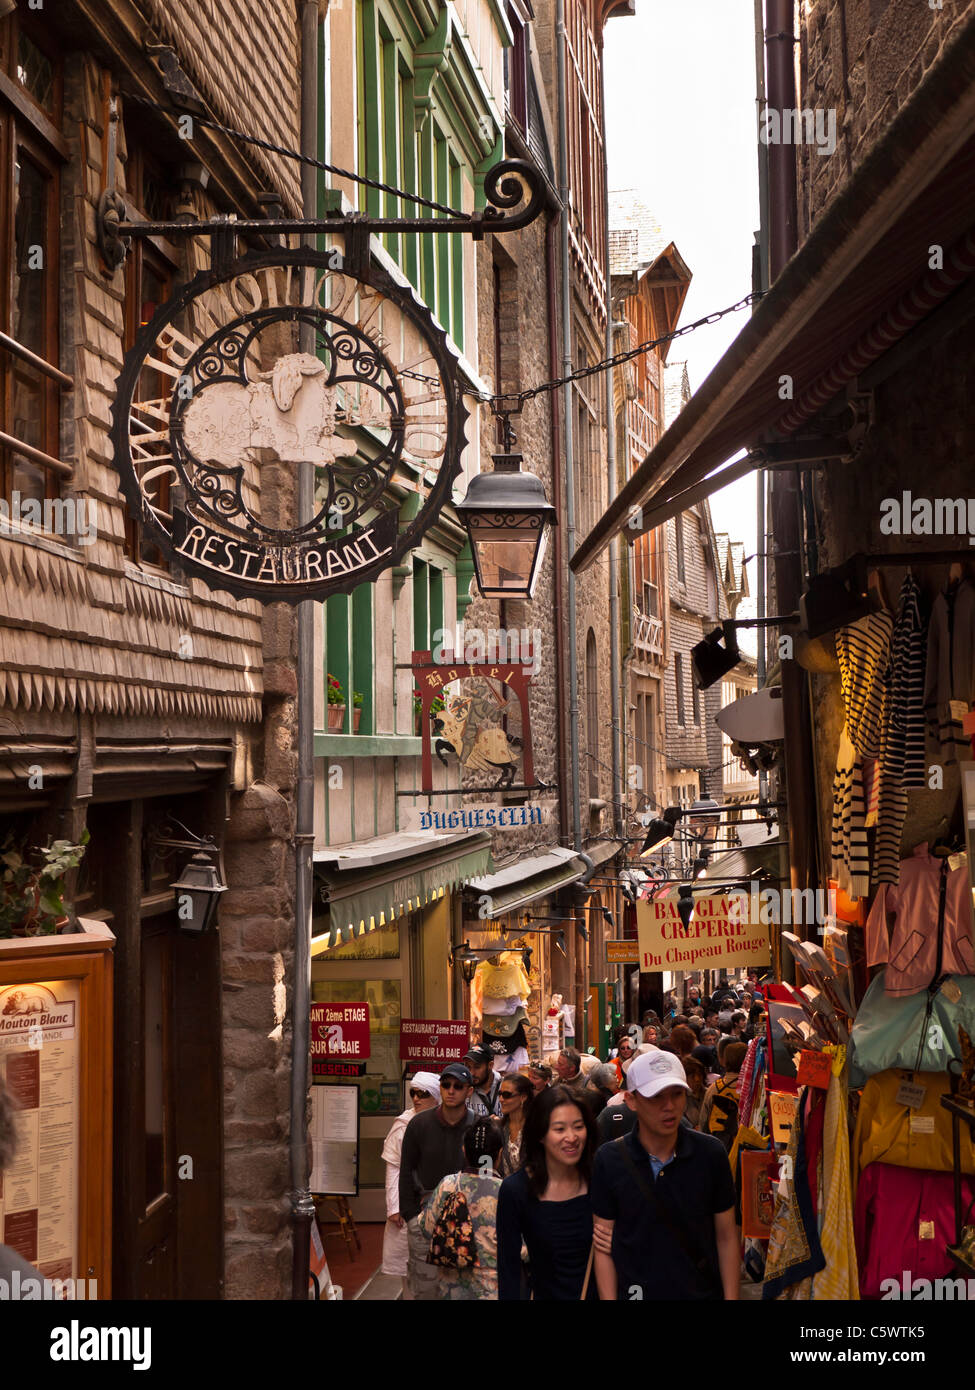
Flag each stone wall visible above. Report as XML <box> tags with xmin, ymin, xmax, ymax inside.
<box><xmin>471</xmin><ymin>215</ymin><xmax>562</xmax><ymax>856</ymax></box>
<box><xmin>797</xmin><ymin>0</ymin><xmax>975</xmax><ymax>236</ymax></box>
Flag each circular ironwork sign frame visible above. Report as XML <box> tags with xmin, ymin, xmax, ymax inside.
<box><xmin>111</xmin><ymin>249</ymin><xmax>469</xmax><ymax>603</ymax></box>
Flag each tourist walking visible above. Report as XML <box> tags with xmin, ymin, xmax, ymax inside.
<box><xmin>419</xmin><ymin>1120</ymin><xmax>504</xmax><ymax>1300</ymax></box>
<box><xmin>381</xmin><ymin>1071</ymin><xmax>442</xmax><ymax>1289</ymax></box>
<box><xmin>497</xmin><ymin>1085</ymin><xmax>597</xmax><ymax>1300</ymax></box>
<box><xmin>496</xmin><ymin>1072</ymin><xmax>532</xmax><ymax>1176</ymax></box>
<box><xmin>398</xmin><ymin>1063</ymin><xmax>478</xmax><ymax>1299</ymax></box>
<box><xmin>590</xmin><ymin>1051</ymin><xmax>738</xmax><ymax>1301</ymax></box>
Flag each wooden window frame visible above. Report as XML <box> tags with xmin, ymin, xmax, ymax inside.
<box><xmin>0</xmin><ymin>13</ymin><xmax>69</xmax><ymax>508</ymax></box>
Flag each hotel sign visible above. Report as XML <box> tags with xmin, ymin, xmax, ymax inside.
<box><xmin>111</xmin><ymin>250</ymin><xmax>467</xmax><ymax>603</ymax></box>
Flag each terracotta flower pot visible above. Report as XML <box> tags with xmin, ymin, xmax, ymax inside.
<box><xmin>327</xmin><ymin>704</ymin><xmax>346</xmax><ymax>731</ymax></box>
<box><xmin>352</xmin><ymin>707</ymin><xmax>362</xmax><ymax>733</ymax></box>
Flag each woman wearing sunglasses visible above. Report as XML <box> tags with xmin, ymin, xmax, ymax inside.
<box><xmin>497</xmin><ymin>1085</ymin><xmax>598</xmax><ymax>1300</ymax></box>
<box><xmin>381</xmin><ymin>1071</ymin><xmax>441</xmax><ymax>1294</ymax></box>
<box><xmin>496</xmin><ymin>1073</ymin><xmax>533</xmax><ymax>1176</ymax></box>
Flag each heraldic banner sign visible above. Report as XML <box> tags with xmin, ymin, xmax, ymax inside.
<box><xmin>111</xmin><ymin>250</ymin><xmax>468</xmax><ymax>603</ymax></box>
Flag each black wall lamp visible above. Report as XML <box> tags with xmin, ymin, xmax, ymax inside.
<box><xmin>691</xmin><ymin>615</ymin><xmax>798</xmax><ymax>690</ymax></box>
<box><xmin>149</xmin><ymin>818</ymin><xmax>227</xmax><ymax>935</ymax></box>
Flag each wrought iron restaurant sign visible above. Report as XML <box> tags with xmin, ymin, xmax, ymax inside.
<box><xmin>111</xmin><ymin>250</ymin><xmax>468</xmax><ymax>602</ymax></box>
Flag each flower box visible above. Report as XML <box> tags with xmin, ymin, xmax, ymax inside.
<box><xmin>327</xmin><ymin>704</ymin><xmax>346</xmax><ymax>732</ymax></box>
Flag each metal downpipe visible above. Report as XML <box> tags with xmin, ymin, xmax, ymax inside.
<box><xmin>290</xmin><ymin>0</ymin><xmax>321</xmax><ymax>1301</ymax></box>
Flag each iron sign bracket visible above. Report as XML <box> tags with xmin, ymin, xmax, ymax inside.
<box><xmin>96</xmin><ymin>158</ymin><xmax>546</xmax><ymax>272</ymax></box>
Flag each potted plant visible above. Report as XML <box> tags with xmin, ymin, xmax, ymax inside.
<box><xmin>0</xmin><ymin>829</ymin><xmax>90</xmax><ymax>938</ymax></box>
<box><xmin>352</xmin><ymin>691</ymin><xmax>364</xmax><ymax>733</ymax></box>
<box><xmin>413</xmin><ymin>691</ymin><xmax>446</xmax><ymax>735</ymax></box>
<box><xmin>327</xmin><ymin>674</ymin><xmax>346</xmax><ymax>731</ymax></box>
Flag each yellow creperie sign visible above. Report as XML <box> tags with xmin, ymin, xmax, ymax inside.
<box><xmin>636</xmin><ymin>894</ymin><xmax>771</xmax><ymax>973</ymax></box>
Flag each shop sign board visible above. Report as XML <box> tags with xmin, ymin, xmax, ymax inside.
<box><xmin>769</xmin><ymin>1091</ymin><xmax>799</xmax><ymax>1145</ymax></box>
<box><xmin>111</xmin><ymin>251</ymin><xmax>467</xmax><ymax>604</ymax></box>
<box><xmin>401</xmin><ymin>803</ymin><xmax>546</xmax><ymax>833</ymax></box>
<box><xmin>400</xmin><ymin>1018</ymin><xmax>470</xmax><ymax>1067</ymax></box>
<box><xmin>606</xmin><ymin>939</ymin><xmax>639</xmax><ymax>964</ymax></box>
<box><xmin>411</xmin><ymin>649</ymin><xmax>536</xmax><ymax>793</ymax></box>
<box><xmin>310</xmin><ymin>1002</ymin><xmax>371</xmax><ymax>1073</ymax></box>
<box><xmin>635</xmin><ymin>894</ymin><xmax>771</xmax><ymax>974</ymax></box>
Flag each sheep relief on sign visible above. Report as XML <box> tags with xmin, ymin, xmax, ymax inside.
<box><xmin>110</xmin><ymin>250</ymin><xmax>467</xmax><ymax>602</ymax></box>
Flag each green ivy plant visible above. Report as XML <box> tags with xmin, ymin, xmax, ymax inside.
<box><xmin>0</xmin><ymin>829</ymin><xmax>90</xmax><ymax>938</ymax></box>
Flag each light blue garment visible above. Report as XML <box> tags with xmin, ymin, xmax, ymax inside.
<box><xmin>848</xmin><ymin>968</ymin><xmax>975</xmax><ymax>1087</ymax></box>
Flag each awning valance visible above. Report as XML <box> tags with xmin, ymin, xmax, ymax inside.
<box><xmin>313</xmin><ymin>830</ymin><xmax>492</xmax><ymax>953</ymax></box>
<box><xmin>463</xmin><ymin>845</ymin><xmax>591</xmax><ymax>919</ymax></box>
<box><xmin>572</xmin><ymin>12</ymin><xmax>975</xmax><ymax>571</ymax></box>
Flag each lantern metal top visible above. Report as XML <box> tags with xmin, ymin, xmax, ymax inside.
<box><xmin>454</xmin><ymin>454</ymin><xmax>558</xmax><ymax>523</ymax></box>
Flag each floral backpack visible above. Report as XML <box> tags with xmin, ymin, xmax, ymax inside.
<box><xmin>427</xmin><ymin>1181</ymin><xmax>478</xmax><ymax>1269</ymax></box>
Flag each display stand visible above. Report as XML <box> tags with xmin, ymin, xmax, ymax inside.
<box><xmin>940</xmin><ymin>1094</ymin><xmax>975</xmax><ymax>1277</ymax></box>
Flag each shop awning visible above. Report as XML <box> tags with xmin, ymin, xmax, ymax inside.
<box><xmin>463</xmin><ymin>845</ymin><xmax>592</xmax><ymax>919</ymax></box>
<box><xmin>700</xmin><ymin>834</ymin><xmax>786</xmax><ymax>884</ymax></box>
<box><xmin>313</xmin><ymin>829</ymin><xmax>492</xmax><ymax>953</ymax></box>
<box><xmin>571</xmin><ymin>14</ymin><xmax>975</xmax><ymax>572</ymax></box>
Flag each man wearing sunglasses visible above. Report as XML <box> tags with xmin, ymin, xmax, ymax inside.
<box><xmin>398</xmin><ymin>1062</ymin><xmax>477</xmax><ymax>1299</ymax></box>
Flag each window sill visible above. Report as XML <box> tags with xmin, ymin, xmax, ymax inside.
<box><xmin>315</xmin><ymin>733</ymin><xmax>422</xmax><ymax>759</ymax></box>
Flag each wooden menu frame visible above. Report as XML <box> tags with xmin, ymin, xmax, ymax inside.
<box><xmin>0</xmin><ymin>919</ymin><xmax>114</xmax><ymax>1297</ymax></box>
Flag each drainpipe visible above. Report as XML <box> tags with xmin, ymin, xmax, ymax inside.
<box><xmin>555</xmin><ymin>0</ymin><xmax>584</xmax><ymax>1043</ymax></box>
<box><xmin>601</xmin><ymin>61</ymin><xmax>623</xmax><ymax>849</ymax></box>
<box><xmin>754</xmin><ymin>0</ymin><xmax>769</xmax><ymax>814</ymax></box>
<box><xmin>290</xmin><ymin>0</ymin><xmax>320</xmax><ymax>1301</ymax></box>
<box><xmin>555</xmin><ymin>0</ymin><xmax>582</xmax><ymax>860</ymax></box>
<box><xmin>547</xmin><ymin>212</ymin><xmax>571</xmax><ymax>847</ymax></box>
<box><xmin>765</xmin><ymin>0</ymin><xmax>817</xmax><ymax>917</ymax></box>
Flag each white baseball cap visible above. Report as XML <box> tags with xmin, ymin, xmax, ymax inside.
<box><xmin>626</xmin><ymin>1049</ymin><xmax>691</xmax><ymax>1099</ymax></box>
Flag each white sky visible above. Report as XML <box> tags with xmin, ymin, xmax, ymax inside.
<box><xmin>604</xmin><ymin>0</ymin><xmax>761</xmax><ymax>630</ymax></box>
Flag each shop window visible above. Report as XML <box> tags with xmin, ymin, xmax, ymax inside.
<box><xmin>505</xmin><ymin>4</ymin><xmax>529</xmax><ymax>134</ymax></box>
<box><xmin>0</xmin><ymin>14</ymin><xmax>65</xmax><ymax>513</ymax></box>
<box><xmin>675</xmin><ymin>515</ymin><xmax>686</xmax><ymax>584</ymax></box>
<box><xmin>586</xmin><ymin>628</ymin><xmax>599</xmax><ymax>799</ymax></box>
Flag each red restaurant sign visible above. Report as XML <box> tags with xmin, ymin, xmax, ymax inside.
<box><xmin>310</xmin><ymin>1002</ymin><xmax>371</xmax><ymax>1063</ymax></box>
<box><xmin>400</xmin><ymin>1018</ymin><xmax>470</xmax><ymax>1067</ymax></box>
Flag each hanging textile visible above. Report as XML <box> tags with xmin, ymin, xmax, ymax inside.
<box><xmin>923</xmin><ymin>577</ymin><xmax>975</xmax><ymax>765</ymax></box>
<box><xmin>811</xmin><ymin>1046</ymin><xmax>859</xmax><ymax>1300</ymax></box>
<box><xmin>762</xmin><ymin>1093</ymin><xmax>827</xmax><ymax>1300</ymax></box>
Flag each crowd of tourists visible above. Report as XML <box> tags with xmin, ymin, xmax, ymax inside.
<box><xmin>382</xmin><ymin>974</ymin><xmax>769</xmax><ymax>1300</ymax></box>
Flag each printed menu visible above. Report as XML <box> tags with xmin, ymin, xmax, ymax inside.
<box><xmin>0</xmin><ymin>979</ymin><xmax>80</xmax><ymax>1280</ymax></box>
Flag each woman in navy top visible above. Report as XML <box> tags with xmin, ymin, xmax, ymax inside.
<box><xmin>496</xmin><ymin>1084</ymin><xmax>597</xmax><ymax>1300</ymax></box>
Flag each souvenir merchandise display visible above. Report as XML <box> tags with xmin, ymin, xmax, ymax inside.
<box><xmin>470</xmin><ymin>951</ymin><xmax>532</xmax><ymax>1074</ymax></box>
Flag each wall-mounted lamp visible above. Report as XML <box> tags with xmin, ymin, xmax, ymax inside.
<box><xmin>149</xmin><ymin>818</ymin><xmax>227</xmax><ymax>935</ymax></box>
<box><xmin>450</xmin><ymin>941</ymin><xmax>481</xmax><ymax>984</ymax></box>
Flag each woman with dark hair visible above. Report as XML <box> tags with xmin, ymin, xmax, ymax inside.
<box><xmin>496</xmin><ymin>1072</ymin><xmax>532</xmax><ymax>1176</ymax></box>
<box><xmin>419</xmin><ymin>1119</ymin><xmax>504</xmax><ymax>1300</ymax></box>
<box><xmin>496</xmin><ymin>1084</ymin><xmax>597</xmax><ymax>1300</ymax></box>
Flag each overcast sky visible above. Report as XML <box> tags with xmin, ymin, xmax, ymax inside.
<box><xmin>604</xmin><ymin>0</ymin><xmax>761</xmax><ymax>621</ymax></box>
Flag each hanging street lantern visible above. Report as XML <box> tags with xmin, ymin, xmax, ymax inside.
<box><xmin>170</xmin><ymin>843</ymin><xmax>228</xmax><ymax>935</ymax></box>
<box><xmin>454</xmin><ymin>452</ymin><xmax>557</xmax><ymax>601</ymax></box>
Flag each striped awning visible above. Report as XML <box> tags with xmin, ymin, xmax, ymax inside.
<box><xmin>312</xmin><ymin>830</ymin><xmax>492</xmax><ymax>953</ymax></box>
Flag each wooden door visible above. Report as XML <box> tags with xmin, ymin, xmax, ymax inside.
<box><xmin>136</xmin><ymin>917</ymin><xmax>178</xmax><ymax>1298</ymax></box>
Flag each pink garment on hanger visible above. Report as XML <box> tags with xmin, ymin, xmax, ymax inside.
<box><xmin>865</xmin><ymin>844</ymin><xmax>975</xmax><ymax>994</ymax></box>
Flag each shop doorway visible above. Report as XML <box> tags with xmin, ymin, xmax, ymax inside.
<box><xmin>88</xmin><ymin>795</ymin><xmax>223</xmax><ymax>1299</ymax></box>
<box><xmin>311</xmin><ymin>911</ymin><xmax>422</xmax><ymax>1222</ymax></box>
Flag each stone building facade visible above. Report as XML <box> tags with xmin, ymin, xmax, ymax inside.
<box><xmin>0</xmin><ymin>0</ymin><xmax>305</xmax><ymax>1299</ymax></box>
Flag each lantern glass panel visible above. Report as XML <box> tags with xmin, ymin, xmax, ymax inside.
<box><xmin>469</xmin><ymin>518</ymin><xmax>547</xmax><ymax>598</ymax></box>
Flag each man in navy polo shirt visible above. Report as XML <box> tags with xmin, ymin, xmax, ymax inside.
<box><xmin>590</xmin><ymin>1050</ymin><xmax>739</xmax><ymax>1301</ymax></box>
